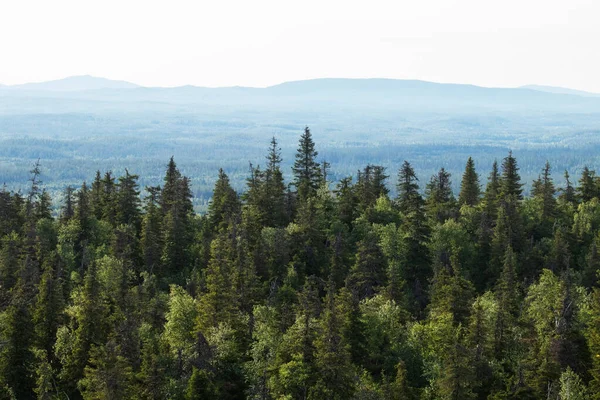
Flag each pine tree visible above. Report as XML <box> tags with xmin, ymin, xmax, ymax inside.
<box><xmin>292</xmin><ymin>126</ymin><xmax>321</xmax><ymax>201</ymax></box>
<box><xmin>459</xmin><ymin>157</ymin><xmax>481</xmax><ymax>207</ymax></box>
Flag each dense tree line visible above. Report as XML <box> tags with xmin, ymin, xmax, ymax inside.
<box><xmin>1</xmin><ymin>127</ymin><xmax>600</xmax><ymax>399</ymax></box>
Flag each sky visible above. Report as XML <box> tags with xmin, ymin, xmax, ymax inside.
<box><xmin>1</xmin><ymin>0</ymin><xmax>599</xmax><ymax>91</ymax></box>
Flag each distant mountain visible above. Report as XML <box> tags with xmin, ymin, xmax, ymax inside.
<box><xmin>520</xmin><ymin>84</ymin><xmax>600</xmax><ymax>97</ymax></box>
<box><xmin>3</xmin><ymin>77</ymin><xmax>600</xmax><ymax>116</ymax></box>
<box><xmin>4</xmin><ymin>75</ymin><xmax>139</xmax><ymax>92</ymax></box>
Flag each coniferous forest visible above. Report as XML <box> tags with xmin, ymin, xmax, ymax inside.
<box><xmin>3</xmin><ymin>127</ymin><xmax>600</xmax><ymax>400</ymax></box>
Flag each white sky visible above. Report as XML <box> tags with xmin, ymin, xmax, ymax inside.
<box><xmin>1</xmin><ymin>0</ymin><xmax>599</xmax><ymax>91</ymax></box>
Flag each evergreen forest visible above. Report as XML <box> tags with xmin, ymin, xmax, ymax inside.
<box><xmin>3</xmin><ymin>127</ymin><xmax>600</xmax><ymax>399</ymax></box>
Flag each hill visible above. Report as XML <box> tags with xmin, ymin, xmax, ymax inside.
<box><xmin>3</xmin><ymin>75</ymin><xmax>139</xmax><ymax>92</ymax></box>
<box><xmin>521</xmin><ymin>84</ymin><xmax>600</xmax><ymax>97</ymax></box>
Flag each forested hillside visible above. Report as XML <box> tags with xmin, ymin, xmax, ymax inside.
<box><xmin>2</xmin><ymin>127</ymin><xmax>600</xmax><ymax>399</ymax></box>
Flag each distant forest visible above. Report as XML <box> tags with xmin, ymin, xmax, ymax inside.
<box><xmin>3</xmin><ymin>78</ymin><xmax>600</xmax><ymax>210</ymax></box>
<box><xmin>2</xmin><ymin>127</ymin><xmax>600</xmax><ymax>399</ymax></box>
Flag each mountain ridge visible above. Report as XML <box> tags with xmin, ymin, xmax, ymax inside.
<box><xmin>520</xmin><ymin>84</ymin><xmax>600</xmax><ymax>97</ymax></box>
<box><xmin>3</xmin><ymin>75</ymin><xmax>599</xmax><ymax>98</ymax></box>
<box><xmin>2</xmin><ymin>75</ymin><xmax>139</xmax><ymax>91</ymax></box>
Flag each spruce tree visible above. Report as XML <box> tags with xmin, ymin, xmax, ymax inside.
<box><xmin>396</xmin><ymin>161</ymin><xmax>430</xmax><ymax>312</ymax></box>
<box><xmin>458</xmin><ymin>157</ymin><xmax>480</xmax><ymax>206</ymax></box>
<box><xmin>347</xmin><ymin>230</ymin><xmax>387</xmax><ymax>299</ymax></box>
<box><xmin>499</xmin><ymin>151</ymin><xmax>523</xmax><ymax>201</ymax></box>
<box><xmin>292</xmin><ymin>126</ymin><xmax>321</xmax><ymax>201</ymax></box>
<box><xmin>116</xmin><ymin>169</ymin><xmax>142</xmax><ymax>229</ymax></box>
<box><xmin>208</xmin><ymin>168</ymin><xmax>240</xmax><ymax>232</ymax></box>
<box><xmin>264</xmin><ymin>137</ymin><xmax>288</xmax><ymax>227</ymax></box>
<box><xmin>356</xmin><ymin>164</ymin><xmax>389</xmax><ymax>211</ymax></box>
<box><xmin>90</xmin><ymin>170</ymin><xmax>103</xmax><ymax>220</ymax></box>
<box><xmin>531</xmin><ymin>161</ymin><xmax>556</xmax><ymax>222</ymax></box>
<box><xmin>396</xmin><ymin>160</ymin><xmax>423</xmax><ymax>216</ymax></box>
<box><xmin>482</xmin><ymin>160</ymin><xmax>500</xmax><ymax>221</ymax></box>
<box><xmin>61</xmin><ymin>185</ymin><xmax>75</xmax><ymax>222</ymax></box>
<box><xmin>310</xmin><ymin>284</ymin><xmax>355</xmax><ymax>399</ymax></box>
<box><xmin>588</xmin><ymin>281</ymin><xmax>600</xmax><ymax>398</ymax></box>
<box><xmin>78</xmin><ymin>339</ymin><xmax>135</xmax><ymax>400</ymax></box>
<box><xmin>0</xmin><ymin>297</ymin><xmax>36</xmax><ymax>399</ymax></box>
<box><xmin>160</xmin><ymin>156</ymin><xmax>182</xmax><ymax>215</ymax></box>
<box><xmin>335</xmin><ymin>177</ymin><xmax>357</xmax><ymax>228</ymax></box>
<box><xmin>101</xmin><ymin>171</ymin><xmax>117</xmax><ymax>224</ymax></box>
<box><xmin>494</xmin><ymin>245</ymin><xmax>519</xmax><ymax>358</ymax></box>
<box><xmin>577</xmin><ymin>166</ymin><xmax>599</xmax><ymax>202</ymax></box>
<box><xmin>141</xmin><ymin>186</ymin><xmax>163</xmax><ymax>275</ymax></box>
<box><xmin>32</xmin><ymin>261</ymin><xmax>65</xmax><ymax>358</ymax></box>
<box><xmin>559</xmin><ymin>170</ymin><xmax>576</xmax><ymax>204</ymax></box>
<box><xmin>425</xmin><ymin>167</ymin><xmax>456</xmax><ymax>223</ymax></box>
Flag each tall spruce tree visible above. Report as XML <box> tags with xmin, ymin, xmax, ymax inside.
<box><xmin>141</xmin><ymin>186</ymin><xmax>163</xmax><ymax>275</ymax></box>
<box><xmin>208</xmin><ymin>168</ymin><xmax>240</xmax><ymax>232</ymax></box>
<box><xmin>396</xmin><ymin>161</ymin><xmax>430</xmax><ymax>312</ymax></box>
<box><xmin>264</xmin><ymin>137</ymin><xmax>288</xmax><ymax>227</ymax></box>
<box><xmin>116</xmin><ymin>169</ymin><xmax>142</xmax><ymax>229</ymax></box>
<box><xmin>425</xmin><ymin>167</ymin><xmax>457</xmax><ymax>223</ymax></box>
<box><xmin>292</xmin><ymin>126</ymin><xmax>321</xmax><ymax>201</ymax></box>
<box><xmin>458</xmin><ymin>157</ymin><xmax>481</xmax><ymax>207</ymax></box>
<box><xmin>499</xmin><ymin>151</ymin><xmax>523</xmax><ymax>201</ymax></box>
<box><xmin>559</xmin><ymin>170</ymin><xmax>577</xmax><ymax>205</ymax></box>
<box><xmin>577</xmin><ymin>166</ymin><xmax>599</xmax><ymax>202</ymax></box>
<box><xmin>531</xmin><ymin>161</ymin><xmax>556</xmax><ymax>221</ymax></box>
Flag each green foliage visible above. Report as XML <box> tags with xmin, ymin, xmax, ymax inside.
<box><xmin>292</xmin><ymin>127</ymin><xmax>322</xmax><ymax>202</ymax></box>
<box><xmin>1</xmin><ymin>138</ymin><xmax>600</xmax><ymax>399</ymax></box>
<box><xmin>458</xmin><ymin>157</ymin><xmax>480</xmax><ymax>207</ymax></box>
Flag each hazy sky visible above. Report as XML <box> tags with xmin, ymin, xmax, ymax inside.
<box><xmin>2</xmin><ymin>0</ymin><xmax>599</xmax><ymax>91</ymax></box>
